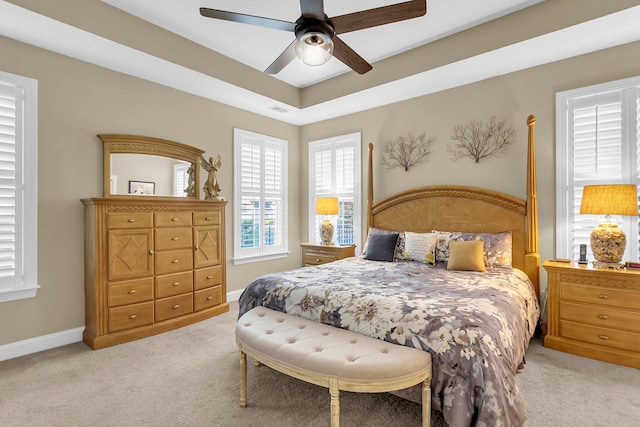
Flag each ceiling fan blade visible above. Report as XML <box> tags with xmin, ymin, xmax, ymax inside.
<box><xmin>265</xmin><ymin>40</ymin><xmax>298</xmax><ymax>74</ymax></box>
<box><xmin>299</xmin><ymin>0</ymin><xmax>325</xmax><ymax>20</ymax></box>
<box><xmin>331</xmin><ymin>36</ymin><xmax>373</xmax><ymax>75</ymax></box>
<box><xmin>199</xmin><ymin>8</ymin><xmax>296</xmax><ymax>32</ymax></box>
<box><xmin>331</xmin><ymin>0</ymin><xmax>426</xmax><ymax>34</ymax></box>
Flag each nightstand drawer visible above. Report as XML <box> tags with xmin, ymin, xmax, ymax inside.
<box><xmin>305</xmin><ymin>253</ymin><xmax>337</xmax><ymax>265</ymax></box>
<box><xmin>560</xmin><ymin>301</ymin><xmax>640</xmax><ymax>333</ymax></box>
<box><xmin>561</xmin><ymin>282</ymin><xmax>640</xmax><ymax>311</ymax></box>
<box><xmin>560</xmin><ymin>320</ymin><xmax>640</xmax><ymax>353</ymax></box>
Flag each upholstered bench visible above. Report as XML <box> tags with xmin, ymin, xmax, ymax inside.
<box><xmin>236</xmin><ymin>306</ymin><xmax>432</xmax><ymax>427</ymax></box>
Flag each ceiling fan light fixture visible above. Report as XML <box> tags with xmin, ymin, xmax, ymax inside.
<box><xmin>295</xmin><ymin>32</ymin><xmax>334</xmax><ymax>66</ymax></box>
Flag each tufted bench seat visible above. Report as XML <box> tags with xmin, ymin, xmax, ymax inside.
<box><xmin>236</xmin><ymin>306</ymin><xmax>432</xmax><ymax>427</ymax></box>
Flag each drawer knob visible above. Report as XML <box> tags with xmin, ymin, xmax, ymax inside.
<box><xmin>598</xmin><ymin>294</ymin><xmax>608</xmax><ymax>299</ymax></box>
<box><xmin>149</xmin><ymin>249</ymin><xmax>154</xmax><ymax>255</ymax></box>
<box><xmin>172</xmin><ymin>304</ymin><xmax>180</xmax><ymax>310</ymax></box>
<box><xmin>598</xmin><ymin>314</ymin><xmax>608</xmax><ymax>320</ymax></box>
<box><xmin>598</xmin><ymin>334</ymin><xmax>609</xmax><ymax>340</ymax></box>
<box><xmin>205</xmin><ymin>216</ymin><xmax>212</xmax><ymax>221</ymax></box>
<box><xmin>207</xmin><ymin>296</ymin><xmax>213</xmax><ymax>300</ymax></box>
<box><xmin>172</xmin><ymin>259</ymin><xmax>179</xmax><ymax>263</ymax></box>
<box><xmin>172</xmin><ymin>282</ymin><xmax>180</xmax><ymax>286</ymax></box>
<box><xmin>316</xmin><ymin>258</ymin><xmax>321</xmax><ymax>262</ymax></box>
<box><xmin>127</xmin><ymin>218</ymin><xmax>136</xmax><ymax>223</ymax></box>
<box><xmin>129</xmin><ymin>314</ymin><xmax>137</xmax><ymax>319</ymax></box>
<box><xmin>128</xmin><ymin>289</ymin><xmax>136</xmax><ymax>294</ymax></box>
<box><xmin>207</xmin><ymin>275</ymin><xmax>213</xmax><ymax>280</ymax></box>
<box><xmin>171</xmin><ymin>217</ymin><xmax>179</xmax><ymax>222</ymax></box>
<box><xmin>171</xmin><ymin>237</ymin><xmax>179</xmax><ymax>241</ymax></box>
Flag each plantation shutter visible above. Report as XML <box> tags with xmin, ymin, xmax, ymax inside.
<box><xmin>0</xmin><ymin>82</ymin><xmax>21</xmax><ymax>289</ymax></box>
<box><xmin>233</xmin><ymin>129</ymin><xmax>287</xmax><ymax>263</ymax></box>
<box><xmin>173</xmin><ymin>162</ymin><xmax>188</xmax><ymax>197</ymax></box>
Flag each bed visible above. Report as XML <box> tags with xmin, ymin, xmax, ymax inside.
<box><xmin>238</xmin><ymin>115</ymin><xmax>541</xmax><ymax>427</ymax></box>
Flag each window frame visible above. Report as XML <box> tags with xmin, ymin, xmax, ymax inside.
<box><xmin>555</xmin><ymin>75</ymin><xmax>640</xmax><ymax>261</ymax></box>
<box><xmin>308</xmin><ymin>132</ymin><xmax>362</xmax><ymax>250</ymax></box>
<box><xmin>232</xmin><ymin>128</ymin><xmax>288</xmax><ymax>265</ymax></box>
<box><xmin>0</xmin><ymin>70</ymin><xmax>39</xmax><ymax>302</ymax></box>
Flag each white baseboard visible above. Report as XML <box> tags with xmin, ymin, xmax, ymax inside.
<box><xmin>0</xmin><ymin>327</ymin><xmax>84</xmax><ymax>362</ymax></box>
<box><xmin>0</xmin><ymin>290</ymin><xmax>246</xmax><ymax>362</ymax></box>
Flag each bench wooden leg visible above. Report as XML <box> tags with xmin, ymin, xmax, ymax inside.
<box><xmin>422</xmin><ymin>379</ymin><xmax>431</xmax><ymax>427</ymax></box>
<box><xmin>240</xmin><ymin>351</ymin><xmax>247</xmax><ymax>408</ymax></box>
<box><xmin>329</xmin><ymin>377</ymin><xmax>340</xmax><ymax>427</ymax></box>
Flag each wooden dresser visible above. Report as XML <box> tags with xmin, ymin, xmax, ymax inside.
<box><xmin>543</xmin><ymin>260</ymin><xmax>640</xmax><ymax>369</ymax></box>
<box><xmin>82</xmin><ymin>197</ymin><xmax>229</xmax><ymax>349</ymax></box>
<box><xmin>300</xmin><ymin>243</ymin><xmax>356</xmax><ymax>267</ymax></box>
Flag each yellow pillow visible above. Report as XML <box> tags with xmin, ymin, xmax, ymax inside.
<box><xmin>447</xmin><ymin>240</ymin><xmax>486</xmax><ymax>272</ymax></box>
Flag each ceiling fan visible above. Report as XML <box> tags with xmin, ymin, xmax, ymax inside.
<box><xmin>200</xmin><ymin>0</ymin><xmax>427</xmax><ymax>75</ymax></box>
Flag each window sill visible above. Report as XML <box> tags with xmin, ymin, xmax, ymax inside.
<box><xmin>233</xmin><ymin>251</ymin><xmax>289</xmax><ymax>265</ymax></box>
<box><xmin>0</xmin><ymin>284</ymin><xmax>40</xmax><ymax>303</ymax></box>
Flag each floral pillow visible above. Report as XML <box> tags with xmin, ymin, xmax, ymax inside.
<box><xmin>402</xmin><ymin>231</ymin><xmax>437</xmax><ymax>264</ymax></box>
<box><xmin>363</xmin><ymin>227</ymin><xmax>405</xmax><ymax>261</ymax></box>
<box><xmin>432</xmin><ymin>230</ymin><xmax>512</xmax><ymax>267</ymax></box>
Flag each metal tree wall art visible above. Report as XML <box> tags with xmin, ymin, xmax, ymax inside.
<box><xmin>448</xmin><ymin>116</ymin><xmax>515</xmax><ymax>163</ymax></box>
<box><xmin>381</xmin><ymin>131</ymin><xmax>435</xmax><ymax>171</ymax></box>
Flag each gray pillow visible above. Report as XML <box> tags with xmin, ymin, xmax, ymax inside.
<box><xmin>363</xmin><ymin>233</ymin><xmax>399</xmax><ymax>262</ymax></box>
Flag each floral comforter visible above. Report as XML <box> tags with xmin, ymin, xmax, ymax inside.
<box><xmin>238</xmin><ymin>257</ymin><xmax>540</xmax><ymax>427</ymax></box>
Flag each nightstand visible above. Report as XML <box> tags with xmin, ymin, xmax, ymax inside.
<box><xmin>300</xmin><ymin>243</ymin><xmax>356</xmax><ymax>267</ymax></box>
<box><xmin>543</xmin><ymin>260</ymin><xmax>640</xmax><ymax>369</ymax></box>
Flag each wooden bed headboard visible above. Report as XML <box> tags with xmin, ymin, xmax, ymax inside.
<box><xmin>366</xmin><ymin>115</ymin><xmax>540</xmax><ymax>301</ymax></box>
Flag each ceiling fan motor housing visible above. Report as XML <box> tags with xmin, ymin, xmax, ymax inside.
<box><xmin>294</xmin><ymin>18</ymin><xmax>335</xmax><ymax>65</ymax></box>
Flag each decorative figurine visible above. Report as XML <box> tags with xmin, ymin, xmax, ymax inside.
<box><xmin>200</xmin><ymin>154</ymin><xmax>222</xmax><ymax>200</ymax></box>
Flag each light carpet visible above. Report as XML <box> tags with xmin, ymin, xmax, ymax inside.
<box><xmin>1</xmin><ymin>302</ymin><xmax>639</xmax><ymax>426</ymax></box>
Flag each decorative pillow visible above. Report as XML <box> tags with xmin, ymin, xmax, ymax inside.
<box><xmin>433</xmin><ymin>230</ymin><xmax>512</xmax><ymax>267</ymax></box>
<box><xmin>363</xmin><ymin>233</ymin><xmax>399</xmax><ymax>262</ymax></box>
<box><xmin>447</xmin><ymin>240</ymin><xmax>486</xmax><ymax>272</ymax></box>
<box><xmin>363</xmin><ymin>227</ymin><xmax>405</xmax><ymax>261</ymax></box>
<box><xmin>402</xmin><ymin>231</ymin><xmax>437</xmax><ymax>264</ymax></box>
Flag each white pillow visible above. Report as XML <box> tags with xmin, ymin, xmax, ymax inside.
<box><xmin>402</xmin><ymin>232</ymin><xmax>437</xmax><ymax>264</ymax></box>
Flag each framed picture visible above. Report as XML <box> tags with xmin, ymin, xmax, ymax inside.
<box><xmin>128</xmin><ymin>180</ymin><xmax>155</xmax><ymax>195</ymax></box>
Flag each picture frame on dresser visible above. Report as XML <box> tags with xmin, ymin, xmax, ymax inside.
<box><xmin>128</xmin><ymin>180</ymin><xmax>155</xmax><ymax>195</ymax></box>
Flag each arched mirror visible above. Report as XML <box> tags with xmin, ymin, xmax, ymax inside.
<box><xmin>99</xmin><ymin>134</ymin><xmax>204</xmax><ymax>199</ymax></box>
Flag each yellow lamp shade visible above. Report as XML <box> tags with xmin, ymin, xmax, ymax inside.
<box><xmin>315</xmin><ymin>197</ymin><xmax>339</xmax><ymax>215</ymax></box>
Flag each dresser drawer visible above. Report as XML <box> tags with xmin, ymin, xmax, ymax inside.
<box><xmin>561</xmin><ymin>282</ymin><xmax>640</xmax><ymax>311</ymax></box>
<box><xmin>560</xmin><ymin>320</ymin><xmax>640</xmax><ymax>353</ymax></box>
<box><xmin>194</xmin><ymin>266</ymin><xmax>222</xmax><ymax>290</ymax></box>
<box><xmin>155</xmin><ymin>293</ymin><xmax>193</xmax><ymax>322</ymax></box>
<box><xmin>193</xmin><ymin>210</ymin><xmax>220</xmax><ymax>226</ymax></box>
<box><xmin>108</xmin><ymin>212</ymin><xmax>153</xmax><ymax>229</ymax></box>
<box><xmin>305</xmin><ymin>253</ymin><xmax>337</xmax><ymax>265</ymax></box>
<box><xmin>154</xmin><ymin>212</ymin><xmax>192</xmax><ymax>227</ymax></box>
<box><xmin>109</xmin><ymin>301</ymin><xmax>154</xmax><ymax>333</ymax></box>
<box><xmin>560</xmin><ymin>301</ymin><xmax>640</xmax><ymax>333</ymax></box>
<box><xmin>155</xmin><ymin>249</ymin><xmax>193</xmax><ymax>275</ymax></box>
<box><xmin>194</xmin><ymin>286</ymin><xmax>223</xmax><ymax>311</ymax></box>
<box><xmin>155</xmin><ymin>271</ymin><xmax>194</xmax><ymax>299</ymax></box>
<box><xmin>155</xmin><ymin>227</ymin><xmax>192</xmax><ymax>251</ymax></box>
<box><xmin>108</xmin><ymin>277</ymin><xmax>154</xmax><ymax>307</ymax></box>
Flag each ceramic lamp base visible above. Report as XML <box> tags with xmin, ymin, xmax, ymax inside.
<box><xmin>590</xmin><ymin>222</ymin><xmax>626</xmax><ymax>263</ymax></box>
<box><xmin>320</xmin><ymin>219</ymin><xmax>334</xmax><ymax>246</ymax></box>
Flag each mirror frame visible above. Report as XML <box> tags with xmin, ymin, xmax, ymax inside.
<box><xmin>99</xmin><ymin>134</ymin><xmax>205</xmax><ymax>198</ymax></box>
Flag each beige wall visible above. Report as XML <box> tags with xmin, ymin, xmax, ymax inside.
<box><xmin>301</xmin><ymin>40</ymin><xmax>640</xmax><ymax>294</ymax></box>
<box><xmin>0</xmin><ymin>36</ymin><xmax>301</xmax><ymax>345</ymax></box>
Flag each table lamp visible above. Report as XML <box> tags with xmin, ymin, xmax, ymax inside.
<box><xmin>315</xmin><ymin>197</ymin><xmax>339</xmax><ymax>246</ymax></box>
<box><xmin>579</xmin><ymin>184</ymin><xmax>638</xmax><ymax>264</ymax></box>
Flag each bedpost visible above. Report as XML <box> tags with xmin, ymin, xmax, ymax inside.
<box><xmin>367</xmin><ymin>143</ymin><xmax>374</xmax><ymax>230</ymax></box>
<box><xmin>525</xmin><ymin>115</ymin><xmax>540</xmax><ymax>301</ymax></box>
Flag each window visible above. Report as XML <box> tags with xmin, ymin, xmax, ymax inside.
<box><xmin>0</xmin><ymin>71</ymin><xmax>39</xmax><ymax>302</ymax></box>
<box><xmin>308</xmin><ymin>133</ymin><xmax>362</xmax><ymax>249</ymax></box>
<box><xmin>173</xmin><ymin>162</ymin><xmax>189</xmax><ymax>197</ymax></box>
<box><xmin>233</xmin><ymin>128</ymin><xmax>288</xmax><ymax>264</ymax></box>
<box><xmin>556</xmin><ymin>76</ymin><xmax>640</xmax><ymax>261</ymax></box>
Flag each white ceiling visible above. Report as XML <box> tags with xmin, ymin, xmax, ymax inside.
<box><xmin>102</xmin><ymin>0</ymin><xmax>544</xmax><ymax>88</ymax></box>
